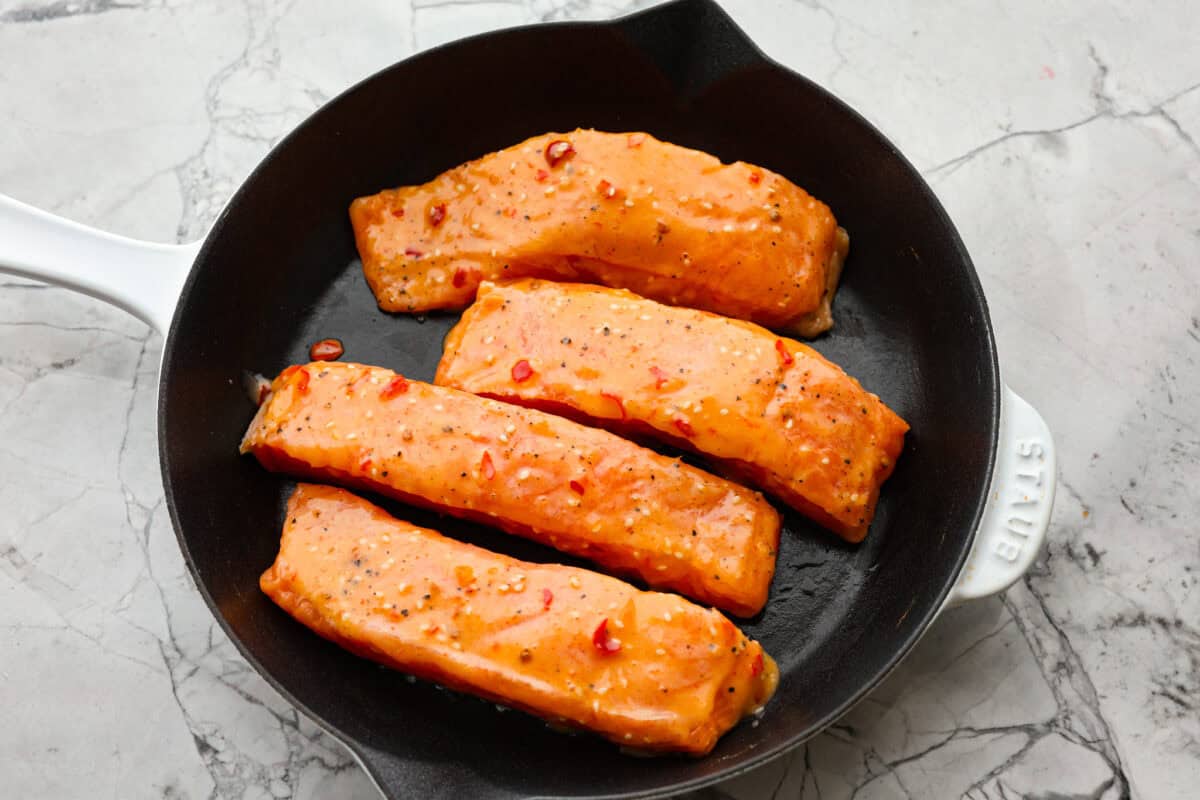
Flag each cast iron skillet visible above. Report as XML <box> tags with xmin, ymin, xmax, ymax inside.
<box><xmin>4</xmin><ymin>1</ymin><xmax>1003</xmax><ymax>796</ymax></box>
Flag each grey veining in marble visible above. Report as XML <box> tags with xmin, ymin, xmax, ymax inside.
<box><xmin>1</xmin><ymin>1</ymin><xmax>1197</xmax><ymax>798</ymax></box>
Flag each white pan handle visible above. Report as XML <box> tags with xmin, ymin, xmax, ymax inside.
<box><xmin>0</xmin><ymin>193</ymin><xmax>199</xmax><ymax>334</ymax></box>
<box><xmin>945</xmin><ymin>384</ymin><xmax>1057</xmax><ymax>606</ymax></box>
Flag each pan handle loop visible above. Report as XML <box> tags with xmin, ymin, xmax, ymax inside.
<box><xmin>0</xmin><ymin>193</ymin><xmax>198</xmax><ymax>334</ymax></box>
<box><xmin>945</xmin><ymin>385</ymin><xmax>1056</xmax><ymax>607</ymax></box>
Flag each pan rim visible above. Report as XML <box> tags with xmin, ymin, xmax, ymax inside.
<box><xmin>157</xmin><ymin>2</ymin><xmax>1001</xmax><ymax>796</ymax></box>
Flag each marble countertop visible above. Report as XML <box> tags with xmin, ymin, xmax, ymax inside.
<box><xmin>1</xmin><ymin>1</ymin><xmax>1197</xmax><ymax>797</ymax></box>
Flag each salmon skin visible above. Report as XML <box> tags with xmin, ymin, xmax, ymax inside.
<box><xmin>241</xmin><ymin>362</ymin><xmax>780</xmax><ymax>616</ymax></box>
<box><xmin>261</xmin><ymin>485</ymin><xmax>779</xmax><ymax>755</ymax></box>
<box><xmin>350</xmin><ymin>129</ymin><xmax>848</xmax><ymax>336</ymax></box>
<box><xmin>436</xmin><ymin>280</ymin><xmax>909</xmax><ymax>542</ymax></box>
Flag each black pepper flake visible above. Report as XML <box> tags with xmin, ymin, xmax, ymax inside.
<box><xmin>400</xmin><ymin>609</ymin><xmax>409</xmax><ymax>617</ymax></box>
<box><xmin>728</xmin><ymin>687</ymin><xmax>736</xmax><ymax>693</ymax></box>
<box><xmin>561</xmin><ymin>337</ymin><xmax>572</xmax><ymax>345</ymax></box>
<box><xmin>520</xmin><ymin>649</ymin><xmax>532</xmax><ymax>662</ymax></box>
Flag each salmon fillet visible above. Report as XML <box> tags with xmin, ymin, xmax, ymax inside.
<box><xmin>436</xmin><ymin>280</ymin><xmax>909</xmax><ymax>542</ymax></box>
<box><xmin>241</xmin><ymin>362</ymin><xmax>780</xmax><ymax>616</ymax></box>
<box><xmin>261</xmin><ymin>484</ymin><xmax>778</xmax><ymax>755</ymax></box>
<box><xmin>350</xmin><ymin>129</ymin><xmax>848</xmax><ymax>335</ymax></box>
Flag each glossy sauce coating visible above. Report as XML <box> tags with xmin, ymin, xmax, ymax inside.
<box><xmin>437</xmin><ymin>280</ymin><xmax>909</xmax><ymax>542</ymax></box>
<box><xmin>350</xmin><ymin>129</ymin><xmax>848</xmax><ymax>335</ymax></box>
<box><xmin>241</xmin><ymin>362</ymin><xmax>780</xmax><ymax>615</ymax></box>
<box><xmin>262</xmin><ymin>485</ymin><xmax>778</xmax><ymax>755</ymax></box>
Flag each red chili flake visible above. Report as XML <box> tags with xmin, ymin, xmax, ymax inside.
<box><xmin>380</xmin><ymin>375</ymin><xmax>409</xmax><ymax>399</ymax></box>
<box><xmin>309</xmin><ymin>338</ymin><xmax>344</xmax><ymax>361</ymax></box>
<box><xmin>569</xmin><ymin>480</ymin><xmax>585</xmax><ymax>495</ymax></box>
<box><xmin>292</xmin><ymin>368</ymin><xmax>311</xmax><ymax>394</ymax></box>
<box><xmin>428</xmin><ymin>204</ymin><xmax>446</xmax><ymax>227</ymax></box>
<box><xmin>511</xmin><ymin>359</ymin><xmax>534</xmax><ymax>382</ymax></box>
<box><xmin>775</xmin><ymin>338</ymin><xmax>794</xmax><ymax>367</ymax></box>
<box><xmin>534</xmin><ymin>169</ymin><xmax>549</xmax><ymax>183</ymax></box>
<box><xmin>390</xmin><ymin>208</ymin><xmax>405</xmax><ymax>218</ymax></box>
<box><xmin>751</xmin><ymin>652</ymin><xmax>764</xmax><ymax>677</ymax></box>
<box><xmin>600</xmin><ymin>391</ymin><xmax>626</xmax><ymax>420</ymax></box>
<box><xmin>542</xmin><ymin>588</ymin><xmax>554</xmax><ymax>610</ymax></box>
<box><xmin>649</xmin><ymin>365</ymin><xmax>669</xmax><ymax>390</ymax></box>
<box><xmin>673</xmin><ymin>418</ymin><xmax>695</xmax><ymax>437</ymax></box>
<box><xmin>480</xmin><ymin>450</ymin><xmax>496</xmax><ymax>480</ymax></box>
<box><xmin>597</xmin><ymin>180</ymin><xmax>617</xmax><ymax>199</ymax></box>
<box><xmin>256</xmin><ymin>381</ymin><xmax>271</xmax><ymax>405</ymax></box>
<box><xmin>544</xmin><ymin>139</ymin><xmax>575</xmax><ymax>167</ymax></box>
<box><xmin>404</xmin><ymin>246</ymin><xmax>424</xmax><ymax>258</ymax></box>
<box><xmin>359</xmin><ymin>457</ymin><xmax>373</xmax><ymax>471</ymax></box>
<box><xmin>452</xmin><ymin>268</ymin><xmax>468</xmax><ymax>288</ymax></box>
<box><xmin>627</xmin><ymin>133</ymin><xmax>645</xmax><ymax>148</ymax></box>
<box><xmin>280</xmin><ymin>364</ymin><xmax>301</xmax><ymax>381</ymax></box>
<box><xmin>504</xmin><ymin>207</ymin><xmax>518</xmax><ymax>218</ymax></box>
<box><xmin>592</xmin><ymin>618</ymin><xmax>621</xmax><ymax>654</ymax></box>
<box><xmin>748</xmin><ymin>171</ymin><xmax>762</xmax><ymax>185</ymax></box>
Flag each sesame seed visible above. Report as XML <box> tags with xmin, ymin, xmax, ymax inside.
<box><xmin>517</xmin><ymin>467</ymin><xmax>531</xmax><ymax>480</ymax></box>
<box><xmin>722</xmin><ymin>224</ymin><xmax>734</xmax><ymax>232</ymax></box>
<box><xmin>455</xmin><ymin>183</ymin><xmax>466</xmax><ymax>192</ymax></box>
<box><xmin>664</xmin><ymin>612</ymin><xmax>672</xmax><ymax>621</ymax></box>
<box><xmin>719</xmin><ymin>408</ymin><xmax>729</xmax><ymax>416</ymax></box>
<box><xmin>655</xmin><ymin>648</ymin><xmax>666</xmax><ymax>656</ymax></box>
<box><xmin>821</xmin><ymin>456</ymin><xmax>830</xmax><ymax>465</ymax></box>
<box><xmin>569</xmin><ymin>576</ymin><xmax>582</xmax><ymax>589</ymax></box>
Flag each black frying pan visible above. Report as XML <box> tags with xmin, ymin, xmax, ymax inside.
<box><xmin>0</xmin><ymin>1</ymin><xmax>1058</xmax><ymax>797</ymax></box>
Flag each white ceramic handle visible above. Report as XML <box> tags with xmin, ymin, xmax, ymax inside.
<box><xmin>0</xmin><ymin>193</ymin><xmax>199</xmax><ymax>334</ymax></box>
<box><xmin>946</xmin><ymin>385</ymin><xmax>1056</xmax><ymax>606</ymax></box>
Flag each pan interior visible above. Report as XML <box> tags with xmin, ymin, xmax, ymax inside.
<box><xmin>160</xmin><ymin>5</ymin><xmax>997</xmax><ymax>797</ymax></box>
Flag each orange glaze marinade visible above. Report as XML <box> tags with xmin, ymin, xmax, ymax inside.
<box><xmin>261</xmin><ymin>485</ymin><xmax>779</xmax><ymax>755</ymax></box>
<box><xmin>350</xmin><ymin>129</ymin><xmax>849</xmax><ymax>335</ymax></box>
<box><xmin>437</xmin><ymin>280</ymin><xmax>910</xmax><ymax>542</ymax></box>
<box><xmin>241</xmin><ymin>362</ymin><xmax>780</xmax><ymax>616</ymax></box>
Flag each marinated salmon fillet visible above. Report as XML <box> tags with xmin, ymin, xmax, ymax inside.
<box><xmin>350</xmin><ymin>129</ymin><xmax>848</xmax><ymax>335</ymax></box>
<box><xmin>263</xmin><ymin>485</ymin><xmax>778</xmax><ymax>754</ymax></box>
<box><xmin>241</xmin><ymin>362</ymin><xmax>780</xmax><ymax>616</ymax></box>
<box><xmin>437</xmin><ymin>280</ymin><xmax>909</xmax><ymax>542</ymax></box>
